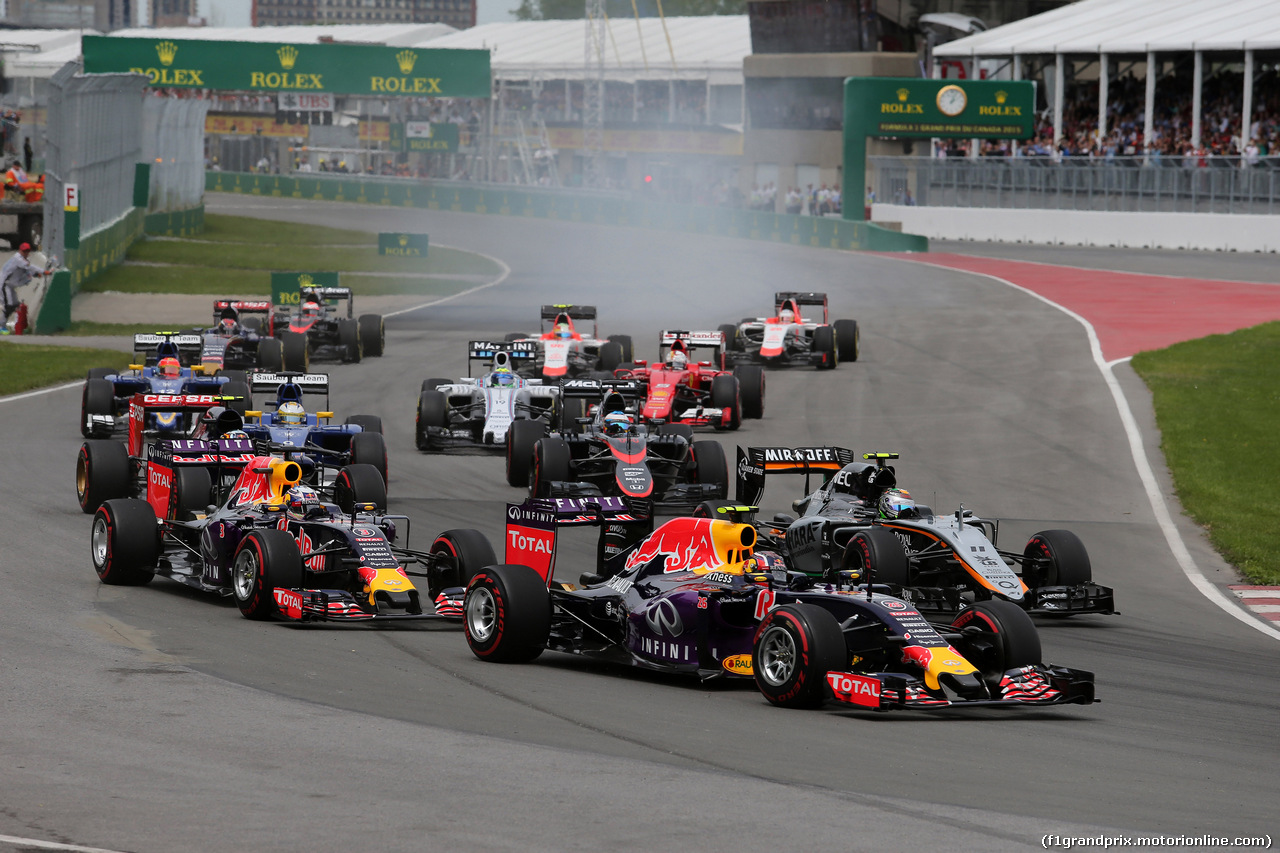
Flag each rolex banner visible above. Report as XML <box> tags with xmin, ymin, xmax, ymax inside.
<box><xmin>378</xmin><ymin>233</ymin><xmax>429</xmax><ymax>257</ymax></box>
<box><xmin>405</xmin><ymin>122</ymin><xmax>460</xmax><ymax>152</ymax></box>
<box><xmin>82</xmin><ymin>36</ymin><xmax>491</xmax><ymax>98</ymax></box>
<box><xmin>270</xmin><ymin>271</ymin><xmax>341</xmax><ymax>307</ymax></box>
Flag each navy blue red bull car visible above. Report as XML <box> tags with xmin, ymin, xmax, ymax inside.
<box><xmin>461</xmin><ymin>499</ymin><xmax>1096</xmax><ymax>712</ymax></box>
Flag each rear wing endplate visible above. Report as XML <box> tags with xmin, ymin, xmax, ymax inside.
<box><xmin>735</xmin><ymin>445</ymin><xmax>856</xmax><ymax>505</ymax></box>
<box><xmin>505</xmin><ymin>498</ymin><xmax>652</xmax><ymax>584</ymax></box>
<box><xmin>540</xmin><ymin>304</ymin><xmax>598</xmax><ymax>338</ymax></box>
<box><xmin>132</xmin><ymin>333</ymin><xmax>202</xmax><ymax>364</ymax></box>
<box><xmin>659</xmin><ymin>330</ymin><xmax>725</xmax><ymax>364</ymax></box>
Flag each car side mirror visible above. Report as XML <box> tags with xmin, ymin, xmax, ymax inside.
<box><xmin>772</xmin><ymin>512</ymin><xmax>796</xmax><ymax>525</ymax></box>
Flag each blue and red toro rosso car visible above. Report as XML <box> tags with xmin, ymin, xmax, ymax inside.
<box><xmin>462</xmin><ymin>500</ymin><xmax>1095</xmax><ymax>712</ymax></box>
<box><xmin>88</xmin><ymin>432</ymin><xmax>496</xmax><ymax>623</ymax></box>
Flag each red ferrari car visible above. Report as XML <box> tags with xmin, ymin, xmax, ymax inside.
<box><xmin>616</xmin><ymin>330</ymin><xmax>764</xmax><ymax>431</ymax></box>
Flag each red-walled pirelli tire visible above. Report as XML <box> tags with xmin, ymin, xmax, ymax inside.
<box><xmin>842</xmin><ymin>527</ymin><xmax>910</xmax><ymax>587</ymax></box>
<box><xmin>734</xmin><ymin>365</ymin><xmax>765</xmax><ymax>419</ymax></box>
<box><xmin>430</xmin><ymin>528</ymin><xmax>498</xmax><ymax>593</ymax></box>
<box><xmin>333</xmin><ymin>463</ymin><xmax>387</xmax><ymax>513</ymax></box>
<box><xmin>91</xmin><ymin>499</ymin><xmax>158</xmax><ymax>586</ymax></box>
<box><xmin>1023</xmin><ymin>529</ymin><xmax>1092</xmax><ymax>587</ymax></box>
<box><xmin>232</xmin><ymin>529</ymin><xmax>304</xmax><ymax>620</ymax></box>
<box><xmin>464</xmin><ymin>564</ymin><xmax>551</xmax><ymax>663</ymax></box>
<box><xmin>952</xmin><ymin>599</ymin><xmax>1042</xmax><ymax>682</ymax></box>
<box><xmin>77</xmin><ymin>439</ymin><xmax>132</xmax><ymax>514</ymax></box>
<box><xmin>753</xmin><ymin>604</ymin><xmax>847</xmax><ymax>709</ymax></box>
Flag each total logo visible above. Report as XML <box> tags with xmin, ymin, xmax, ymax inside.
<box><xmin>508</xmin><ymin>528</ymin><xmax>553</xmax><ymax>554</ymax></box>
<box><xmin>826</xmin><ymin>672</ymin><xmax>881</xmax><ymax>707</ymax></box>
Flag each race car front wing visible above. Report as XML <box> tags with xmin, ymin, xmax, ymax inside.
<box><xmin>824</xmin><ymin>664</ymin><xmax>1095</xmax><ymax>711</ymax></box>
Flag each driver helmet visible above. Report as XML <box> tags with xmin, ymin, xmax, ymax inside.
<box><xmin>878</xmin><ymin>488</ymin><xmax>916</xmax><ymax>520</ymax></box>
<box><xmin>491</xmin><ymin>367</ymin><xmax>517</xmax><ymax>387</ymax></box>
<box><xmin>779</xmin><ymin>308</ymin><xmax>795</xmax><ymax>324</ymax></box>
<box><xmin>221</xmin><ymin>429</ymin><xmax>249</xmax><ymax>440</ymax></box>
<box><xmin>667</xmin><ymin>349</ymin><xmax>688</xmax><ymax>370</ymax></box>
<box><xmin>286</xmin><ymin>485</ymin><xmax>326</xmax><ymax>519</ymax></box>
<box><xmin>219</xmin><ymin>317</ymin><xmax>238</xmax><ymax>334</ymax></box>
<box><xmin>603</xmin><ymin>411</ymin><xmax>634</xmax><ymax>435</ymax></box>
<box><xmin>277</xmin><ymin>400</ymin><xmax>307</xmax><ymax>426</ymax></box>
<box><xmin>158</xmin><ymin>356</ymin><xmax>181</xmax><ymax>378</ymax></box>
<box><xmin>554</xmin><ymin>322</ymin><xmax>572</xmax><ymax>339</ymax></box>
<box><xmin>302</xmin><ymin>303</ymin><xmax>322</xmax><ymax>321</ymax></box>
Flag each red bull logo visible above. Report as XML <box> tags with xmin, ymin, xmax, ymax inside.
<box><xmin>229</xmin><ymin>457</ymin><xmax>276</xmax><ymax>507</ymax></box>
<box><xmin>625</xmin><ymin>518</ymin><xmax>723</xmax><ymax>574</ymax></box>
<box><xmin>901</xmin><ymin>646</ymin><xmax>935</xmax><ymax>669</ymax></box>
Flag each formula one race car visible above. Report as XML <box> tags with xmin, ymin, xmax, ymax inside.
<box><xmin>88</xmin><ymin>438</ymin><xmax>496</xmax><ymax>623</ymax></box>
<box><xmin>504</xmin><ymin>304</ymin><xmax>633</xmax><ymax>380</ymax></box>
<box><xmin>615</xmin><ymin>330</ymin><xmax>764</xmax><ymax>431</ymax></box>
<box><xmin>81</xmin><ymin>333</ymin><xmax>251</xmax><ymax>437</ymax></box>
<box><xmin>270</xmin><ymin>286</ymin><xmax>385</xmax><ymax>370</ymax></box>
<box><xmin>240</xmin><ymin>372</ymin><xmax>388</xmax><ymax>489</ymax></box>
<box><xmin>461</xmin><ymin>498</ymin><xmax>1095</xmax><ymax>712</ymax></box>
<box><xmin>504</xmin><ymin>379</ymin><xmax>728</xmax><ymax>510</ymax></box>
<box><xmin>735</xmin><ymin>447</ymin><xmax>1117</xmax><ymax>617</ymax></box>
<box><xmin>720</xmin><ymin>292</ymin><xmax>858</xmax><ymax>370</ymax></box>
<box><xmin>190</xmin><ymin>300</ymin><xmax>273</xmax><ymax>374</ymax></box>
<box><xmin>415</xmin><ymin>341</ymin><xmax>561</xmax><ymax>452</ymax></box>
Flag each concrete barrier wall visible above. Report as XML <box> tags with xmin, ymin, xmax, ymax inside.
<box><xmin>872</xmin><ymin>203</ymin><xmax>1280</xmax><ymax>253</ymax></box>
<box><xmin>207</xmin><ymin>172</ymin><xmax>929</xmax><ymax>254</ymax></box>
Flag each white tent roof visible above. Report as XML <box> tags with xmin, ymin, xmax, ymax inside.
<box><xmin>419</xmin><ymin>17</ymin><xmax>750</xmax><ymax>83</ymax></box>
<box><xmin>109</xmin><ymin>23</ymin><xmax>457</xmax><ymax>47</ymax></box>
<box><xmin>935</xmin><ymin>0</ymin><xmax>1280</xmax><ymax>56</ymax></box>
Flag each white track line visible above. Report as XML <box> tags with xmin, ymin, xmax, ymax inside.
<box><xmin>0</xmin><ymin>834</ymin><xmax>131</xmax><ymax>853</ymax></box>
<box><xmin>382</xmin><ymin>249</ymin><xmax>510</xmax><ymax>318</ymax></box>
<box><xmin>891</xmin><ymin>256</ymin><xmax>1280</xmax><ymax>642</ymax></box>
<box><xmin>0</xmin><ymin>379</ymin><xmax>80</xmax><ymax>404</ymax></box>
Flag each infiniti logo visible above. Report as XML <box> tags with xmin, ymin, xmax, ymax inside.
<box><xmin>645</xmin><ymin>598</ymin><xmax>684</xmax><ymax>637</ymax></box>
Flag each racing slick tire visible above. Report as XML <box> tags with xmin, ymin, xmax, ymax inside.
<box><xmin>464</xmin><ymin>564</ymin><xmax>551</xmax><ymax>663</ymax></box>
<box><xmin>415</xmin><ymin>389</ymin><xmax>448</xmax><ymax>451</ymax></box>
<box><xmin>338</xmin><ymin>319</ymin><xmax>362</xmax><ymax>363</ymax></box>
<box><xmin>423</xmin><ymin>378</ymin><xmax>452</xmax><ymax>393</ymax></box>
<box><xmin>358</xmin><ymin>314</ymin><xmax>385</xmax><ymax>357</ymax></box>
<box><xmin>430</xmin><ymin>528</ymin><xmax>499</xmax><ymax>595</ymax></box>
<box><xmin>691</xmin><ymin>440</ymin><xmax>729</xmax><ymax>499</ymax></box>
<box><xmin>812</xmin><ymin>326</ymin><xmax>837</xmax><ymax>370</ymax></box>
<box><xmin>718</xmin><ymin>323</ymin><xmax>741</xmax><ymax>352</ymax></box>
<box><xmin>350</xmin><ymin>431</ymin><xmax>389</xmax><ymax>489</ymax></box>
<box><xmin>506</xmin><ymin>418</ymin><xmax>545</xmax><ymax>487</ymax></box>
<box><xmin>951</xmin><ymin>599</ymin><xmax>1042</xmax><ymax>682</ymax></box>
<box><xmin>77</xmin><ymin>439</ymin><xmax>132</xmax><ymax>513</ymax></box>
<box><xmin>81</xmin><ymin>378</ymin><xmax>115</xmax><ymax>438</ymax></box>
<box><xmin>531</xmin><ymin>437</ymin><xmax>571</xmax><ymax>498</ymax></box>
<box><xmin>220</xmin><ymin>380</ymin><xmax>251</xmax><ymax>416</ymax></box>
<box><xmin>597</xmin><ymin>341</ymin><xmax>624</xmax><ymax>372</ymax></box>
<box><xmin>606</xmin><ymin>334</ymin><xmax>634</xmax><ymax>363</ymax></box>
<box><xmin>220</xmin><ymin>369</ymin><xmax>249</xmax><ymax>387</ymax></box>
<box><xmin>842</xmin><ymin>527</ymin><xmax>910</xmax><ymax>586</ymax></box>
<box><xmin>833</xmin><ymin>319</ymin><xmax>859</xmax><ymax>363</ymax></box>
<box><xmin>656</xmin><ymin>423</ymin><xmax>694</xmax><ymax>442</ymax></box>
<box><xmin>232</xmin><ymin>529</ymin><xmax>304</xmax><ymax>620</ymax></box>
<box><xmin>709</xmin><ymin>375</ymin><xmax>742</xmax><ymax>431</ymax></box>
<box><xmin>333</xmin><ymin>463</ymin><xmax>388</xmax><ymax>513</ymax></box>
<box><xmin>557</xmin><ymin>395</ymin><xmax>584</xmax><ymax>434</ymax></box>
<box><xmin>259</xmin><ymin>338</ymin><xmax>284</xmax><ymax>372</ymax></box>
<box><xmin>91</xmin><ymin>499</ymin><xmax>159</xmax><ymax>586</ymax></box>
<box><xmin>733</xmin><ymin>365</ymin><xmax>765</xmax><ymax>419</ymax></box>
<box><xmin>345</xmin><ymin>414</ymin><xmax>383</xmax><ymax>435</ymax></box>
<box><xmin>753</xmin><ymin>603</ymin><xmax>847</xmax><ymax>709</ymax></box>
<box><xmin>281</xmin><ymin>332</ymin><xmax>309</xmax><ymax>373</ymax></box>
<box><xmin>172</xmin><ymin>466</ymin><xmax>213</xmax><ymax>521</ymax></box>
<box><xmin>1023</xmin><ymin>529</ymin><xmax>1092</xmax><ymax>587</ymax></box>
<box><xmin>86</xmin><ymin>367</ymin><xmax>115</xmax><ymax>381</ymax></box>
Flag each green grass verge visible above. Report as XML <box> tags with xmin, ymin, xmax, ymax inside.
<box><xmin>195</xmin><ymin>214</ymin><xmax>375</xmax><ymax>246</ymax></box>
<box><xmin>81</xmin><ymin>263</ymin><xmax>483</xmax><ymax>298</ymax></box>
<box><xmin>1131</xmin><ymin>321</ymin><xmax>1280</xmax><ymax>585</ymax></box>
<box><xmin>0</xmin><ymin>343</ymin><xmax>129</xmax><ymax>396</ymax></box>
<box><xmin>62</xmin><ymin>321</ymin><xmax>203</xmax><ymax>336</ymax></box>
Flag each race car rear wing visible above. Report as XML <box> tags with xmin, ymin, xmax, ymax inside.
<box><xmin>505</xmin><ymin>497</ymin><xmax>653</xmax><ymax>584</ymax></box>
<box><xmin>773</xmin><ymin>292</ymin><xmax>829</xmax><ymax>325</ymax></box>
<box><xmin>468</xmin><ymin>340</ymin><xmax>540</xmax><ymax>375</ymax></box>
<box><xmin>540</xmin><ymin>304</ymin><xmax>598</xmax><ymax>338</ymax></box>
<box><xmin>559</xmin><ymin>377</ymin><xmax>643</xmax><ymax>401</ymax></box>
<box><xmin>125</xmin><ymin>393</ymin><xmax>239</xmax><ymax>457</ymax></box>
<box><xmin>132</xmin><ymin>332</ymin><xmax>202</xmax><ymax>366</ymax></box>
<box><xmin>659</xmin><ymin>330</ymin><xmax>726</xmax><ymax>367</ymax></box>
<box><xmin>284</xmin><ymin>286</ymin><xmax>354</xmax><ymax>319</ymax></box>
<box><xmin>735</xmin><ymin>445</ymin><xmax>856</xmax><ymax>506</ymax></box>
<box><xmin>214</xmin><ymin>299</ymin><xmax>272</xmax><ymax>324</ymax></box>
<box><xmin>249</xmin><ymin>372</ymin><xmax>330</xmax><ymax>408</ymax></box>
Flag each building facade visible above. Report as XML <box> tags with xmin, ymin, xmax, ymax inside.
<box><xmin>253</xmin><ymin>0</ymin><xmax>475</xmax><ymax>29</ymax></box>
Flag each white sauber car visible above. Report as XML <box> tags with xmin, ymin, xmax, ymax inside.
<box><xmin>415</xmin><ymin>341</ymin><xmax>562</xmax><ymax>452</ymax></box>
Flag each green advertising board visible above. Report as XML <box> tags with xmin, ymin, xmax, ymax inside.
<box><xmin>378</xmin><ymin>233</ymin><xmax>429</xmax><ymax>257</ymax></box>
<box><xmin>270</xmin><ymin>271</ymin><xmax>341</xmax><ymax>306</ymax></box>
<box><xmin>842</xmin><ymin>77</ymin><xmax>1035</xmax><ymax>221</ymax></box>
<box><xmin>82</xmin><ymin>36</ymin><xmax>491</xmax><ymax>97</ymax></box>
<box><xmin>405</xmin><ymin>122</ymin><xmax>460</xmax><ymax>152</ymax></box>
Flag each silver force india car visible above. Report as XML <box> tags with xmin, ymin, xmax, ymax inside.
<box><xmin>735</xmin><ymin>447</ymin><xmax>1116</xmax><ymax>617</ymax></box>
<box><xmin>720</xmin><ymin>291</ymin><xmax>859</xmax><ymax>369</ymax></box>
<box><xmin>461</xmin><ymin>498</ymin><xmax>1096</xmax><ymax>712</ymax></box>
<box><xmin>415</xmin><ymin>341</ymin><xmax>562</xmax><ymax>451</ymax></box>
